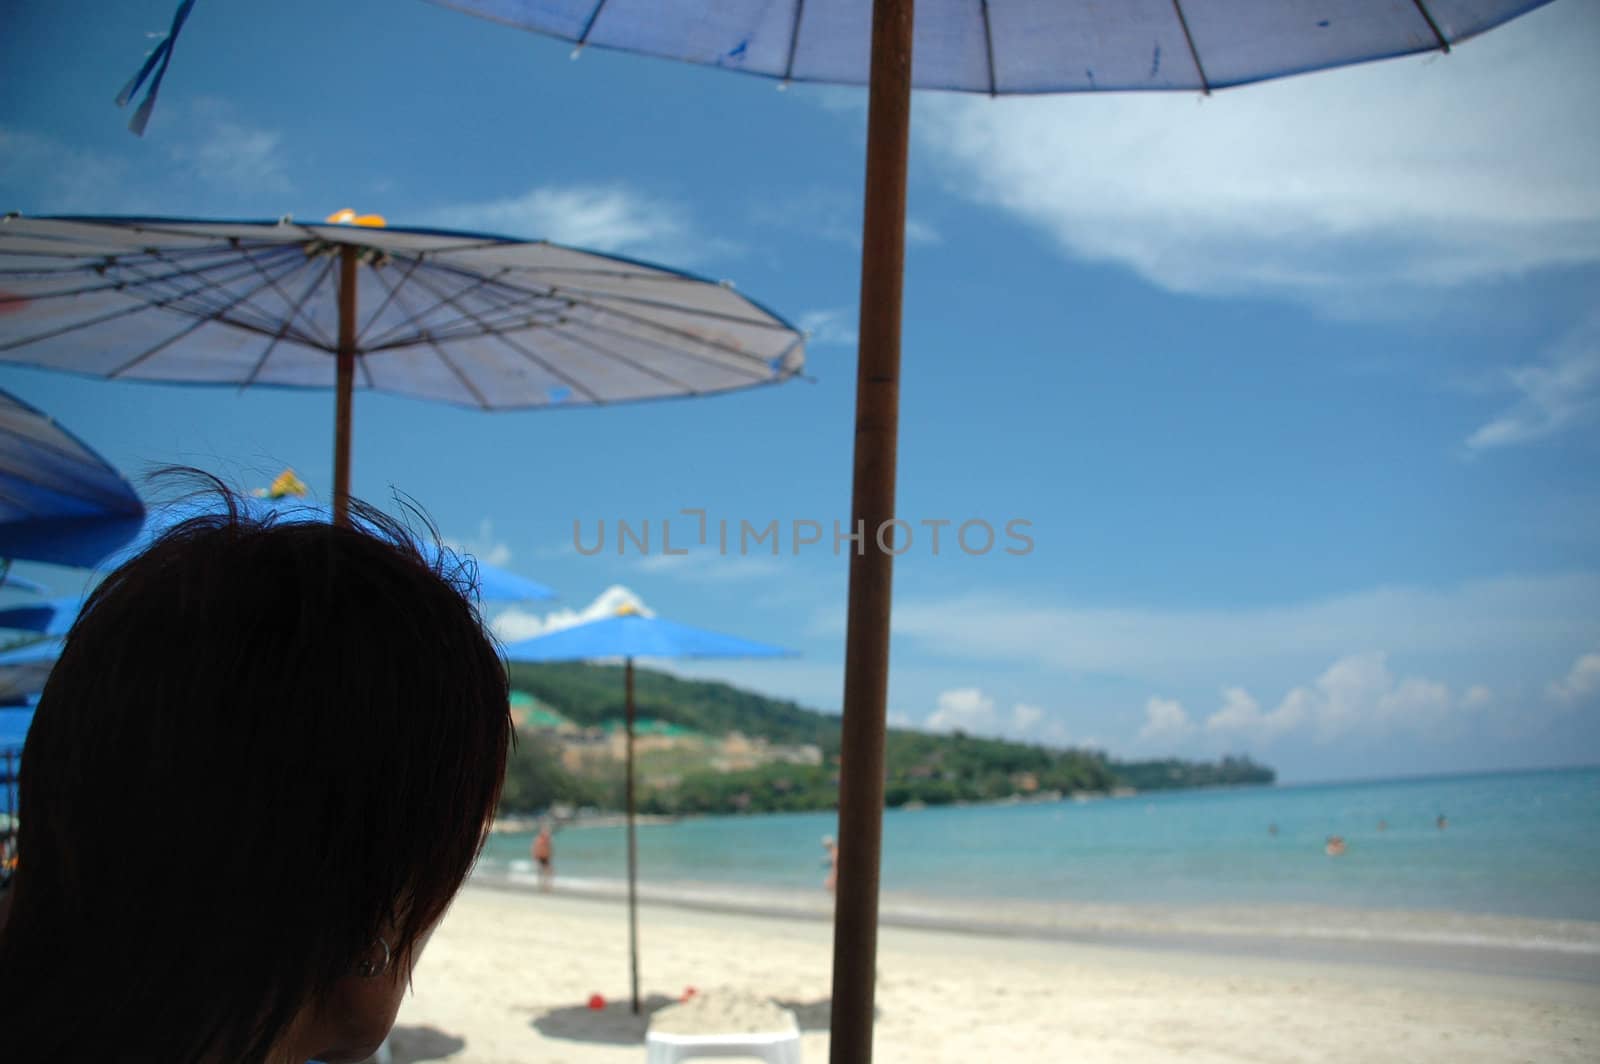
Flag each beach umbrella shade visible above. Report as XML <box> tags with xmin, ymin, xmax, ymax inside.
<box><xmin>0</xmin><ymin>387</ymin><xmax>145</xmax><ymax>568</ymax></box>
<box><xmin>0</xmin><ymin>215</ymin><xmax>807</xmax><ymax>526</ymax></box>
<box><xmin>0</xmin><ymin>700</ymin><xmax>33</xmax><ymax>821</ymax></box>
<box><xmin>0</xmin><ymin>640</ymin><xmax>59</xmax><ymax>705</ymax></box>
<box><xmin>431</xmin><ymin>2</ymin><xmax>1559</xmax><ymax>1057</ymax></box>
<box><xmin>0</xmin><ymin>597</ymin><xmax>82</xmax><ymax>638</ymax></box>
<box><xmin>502</xmin><ymin>605</ymin><xmax>791</xmax><ymax>1014</ymax></box>
<box><xmin>110</xmin><ymin>498</ymin><xmax>559</xmax><ymax>604</ymax></box>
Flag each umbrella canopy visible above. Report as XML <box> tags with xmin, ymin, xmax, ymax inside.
<box><xmin>115</xmin><ymin>499</ymin><xmax>557</xmax><ymax>603</ymax></box>
<box><xmin>503</xmin><ymin>611</ymin><xmax>788</xmax><ymax>662</ymax></box>
<box><xmin>0</xmin><ymin>387</ymin><xmax>145</xmax><ymax>567</ymax></box>
<box><xmin>433</xmin><ymin>0</ymin><xmax>1547</xmax><ymax>91</ymax></box>
<box><xmin>436</xmin><ymin>3</ymin><xmax>1557</xmax><ymax>1059</ymax></box>
<box><xmin>0</xmin><ymin>214</ymin><xmax>806</xmax><ymax>522</ymax></box>
<box><xmin>1</xmin><ymin>702</ymin><xmax>32</xmax><ymax>822</ymax></box>
<box><xmin>0</xmin><ymin>597</ymin><xmax>82</xmax><ymax>638</ymax></box>
<box><xmin>503</xmin><ymin>606</ymin><xmax>790</xmax><ymax>1014</ymax></box>
<box><xmin>0</xmin><ymin>640</ymin><xmax>59</xmax><ymax>705</ymax></box>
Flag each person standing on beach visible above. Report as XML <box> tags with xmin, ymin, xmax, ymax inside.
<box><xmin>822</xmin><ymin>834</ymin><xmax>839</xmax><ymax>893</ymax></box>
<box><xmin>533</xmin><ymin>822</ymin><xmax>554</xmax><ymax>892</ymax></box>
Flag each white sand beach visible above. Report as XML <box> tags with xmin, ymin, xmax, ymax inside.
<box><xmin>379</xmin><ymin>882</ymin><xmax>1600</xmax><ymax>1063</ymax></box>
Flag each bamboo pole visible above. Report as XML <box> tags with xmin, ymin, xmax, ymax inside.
<box><xmin>829</xmin><ymin>0</ymin><xmax>913</xmax><ymax>1060</ymax></box>
<box><xmin>332</xmin><ymin>245</ymin><xmax>358</xmax><ymax>527</ymax></box>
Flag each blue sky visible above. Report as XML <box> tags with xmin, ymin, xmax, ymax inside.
<box><xmin>3</xmin><ymin>0</ymin><xmax>1597</xmax><ymax>782</ymax></box>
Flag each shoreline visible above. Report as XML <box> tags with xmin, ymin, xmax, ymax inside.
<box><xmin>470</xmin><ymin>866</ymin><xmax>1600</xmax><ymax>984</ymax></box>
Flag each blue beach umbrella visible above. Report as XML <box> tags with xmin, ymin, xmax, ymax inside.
<box><xmin>118</xmin><ymin>499</ymin><xmax>557</xmax><ymax>604</ymax></box>
<box><xmin>503</xmin><ymin>604</ymin><xmax>790</xmax><ymax>1014</ymax></box>
<box><xmin>0</xmin><ymin>388</ymin><xmax>145</xmax><ymax>568</ymax></box>
<box><xmin>0</xmin><ymin>640</ymin><xmax>59</xmax><ymax>705</ymax></box>
<box><xmin>0</xmin><ymin>597</ymin><xmax>83</xmax><ymax>638</ymax></box>
<box><xmin>434</xmin><ymin>3</ymin><xmax>1560</xmax><ymax>1053</ymax></box>
<box><xmin>0</xmin><ymin>700</ymin><xmax>34</xmax><ymax>825</ymax></box>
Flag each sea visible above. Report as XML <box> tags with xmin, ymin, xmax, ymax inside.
<box><xmin>479</xmin><ymin>766</ymin><xmax>1600</xmax><ymax>931</ymax></box>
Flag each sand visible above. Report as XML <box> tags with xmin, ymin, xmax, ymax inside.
<box><xmin>376</xmin><ymin>882</ymin><xmax>1600</xmax><ymax>1063</ymax></box>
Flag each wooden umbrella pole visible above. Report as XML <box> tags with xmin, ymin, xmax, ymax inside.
<box><xmin>830</xmin><ymin>0</ymin><xmax>913</xmax><ymax>1061</ymax></box>
<box><xmin>625</xmin><ymin>657</ymin><xmax>641</xmax><ymax>1015</ymax></box>
<box><xmin>333</xmin><ymin>245</ymin><xmax>358</xmax><ymax>527</ymax></box>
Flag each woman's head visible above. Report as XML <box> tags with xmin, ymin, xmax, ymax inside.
<box><xmin>0</xmin><ymin>483</ymin><xmax>511</xmax><ymax>1062</ymax></box>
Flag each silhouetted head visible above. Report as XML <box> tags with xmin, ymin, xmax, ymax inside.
<box><xmin>0</xmin><ymin>478</ymin><xmax>511</xmax><ymax>1063</ymax></box>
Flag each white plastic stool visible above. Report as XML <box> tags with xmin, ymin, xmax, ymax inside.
<box><xmin>645</xmin><ymin>1027</ymin><xmax>802</xmax><ymax>1064</ymax></box>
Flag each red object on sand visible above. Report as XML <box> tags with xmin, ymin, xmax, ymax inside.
<box><xmin>587</xmin><ymin>993</ymin><xmax>606</xmax><ymax>1010</ymax></box>
<box><xmin>680</xmin><ymin>986</ymin><xmax>698</xmax><ymax>1002</ymax></box>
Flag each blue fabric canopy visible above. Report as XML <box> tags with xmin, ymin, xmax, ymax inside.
<box><xmin>0</xmin><ymin>388</ymin><xmax>145</xmax><ymax>567</ymax></box>
<box><xmin>0</xmin><ymin>597</ymin><xmax>83</xmax><ymax>638</ymax></box>
<box><xmin>114</xmin><ymin>499</ymin><xmax>555</xmax><ymax>603</ymax></box>
<box><xmin>0</xmin><ymin>640</ymin><xmax>60</xmax><ymax>704</ymax></box>
<box><xmin>502</xmin><ymin>611</ymin><xmax>789</xmax><ymax>662</ymax></box>
<box><xmin>434</xmin><ymin>0</ymin><xmax>1552</xmax><ymax>94</ymax></box>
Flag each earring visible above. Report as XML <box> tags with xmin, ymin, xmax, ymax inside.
<box><xmin>356</xmin><ymin>937</ymin><xmax>392</xmax><ymax>979</ymax></box>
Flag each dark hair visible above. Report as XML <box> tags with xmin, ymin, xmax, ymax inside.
<box><xmin>0</xmin><ymin>481</ymin><xmax>511</xmax><ymax>1062</ymax></box>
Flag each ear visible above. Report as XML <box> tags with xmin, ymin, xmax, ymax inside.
<box><xmin>354</xmin><ymin>937</ymin><xmax>392</xmax><ymax>980</ymax></box>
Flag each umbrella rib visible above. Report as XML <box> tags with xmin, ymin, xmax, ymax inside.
<box><xmin>369</xmin><ymin>267</ymin><xmax>565</xmax><ymax>352</ymax></box>
<box><xmin>394</xmin><ymin>268</ymin><xmax>601</xmax><ymax>403</ymax></box>
<box><xmin>980</xmin><ymin>0</ymin><xmax>997</xmax><ymax>96</ymax></box>
<box><xmin>0</xmin><ymin>251</ymin><xmax>307</xmax><ymax>355</ymax></box>
<box><xmin>352</xmin><ymin>254</ymin><xmax>427</xmax><ymax>347</ymax></box>
<box><xmin>365</xmin><ymin>294</ymin><xmax>785</xmax><ymax>380</ymax></box>
<box><xmin>782</xmin><ymin>0</ymin><xmax>806</xmax><ymax>83</ymax></box>
<box><xmin>543</xmin><ymin>315</ymin><xmax>774</xmax><ymax>383</ymax></box>
<box><xmin>554</xmin><ymin>299</ymin><xmax>785</xmax><ymax>369</ymax></box>
<box><xmin>422</xmin><ymin>336</ymin><xmax>494</xmax><ymax>409</ymax></box>
<box><xmin>577</xmin><ymin>0</ymin><xmax>609</xmax><ymax>45</ymax></box>
<box><xmin>141</xmin><ymin>244</ymin><xmax>330</xmax><ymax>347</ymax></box>
<box><xmin>103</xmin><ymin>260</ymin><xmax>321</xmax><ymax>379</ymax></box>
<box><xmin>1409</xmin><ymin>0</ymin><xmax>1452</xmax><ymax>52</ymax></box>
<box><xmin>0</xmin><ymin>243</ymin><xmax>306</xmax><ymax>316</ymax></box>
<box><xmin>428</xmin><ymin>259</ymin><xmax>795</xmax><ymax>333</ymax></box>
<box><xmin>1169</xmin><ymin>0</ymin><xmax>1211</xmax><ymax>95</ymax></box>
<box><xmin>222</xmin><ymin>244</ymin><xmax>339</xmax><ymax>349</ymax></box>
<box><xmin>361</xmin><ymin>261</ymin><xmax>534</xmax><ymax>350</ymax></box>
<box><xmin>241</xmin><ymin>255</ymin><xmax>339</xmax><ymax>388</ymax></box>
<box><xmin>542</xmin><ymin>322</ymin><xmax>699</xmax><ymax>395</ymax></box>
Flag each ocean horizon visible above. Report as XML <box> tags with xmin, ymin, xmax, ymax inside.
<box><xmin>480</xmin><ymin>764</ymin><xmax>1600</xmax><ymax>929</ymax></box>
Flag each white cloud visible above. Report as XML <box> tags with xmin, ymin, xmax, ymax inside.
<box><xmin>750</xmin><ymin>185</ymin><xmax>938</xmax><ymax>249</ymax></box>
<box><xmin>798</xmin><ymin>308</ymin><xmax>858</xmax><ymax>347</ymax></box>
<box><xmin>879</xmin><ymin>573</ymin><xmax>1600</xmax><ymax>676</ymax></box>
<box><xmin>444</xmin><ymin>518</ymin><xmax>512</xmax><ymax>568</ymax></box>
<box><xmin>1548</xmin><ymin>648</ymin><xmax>1600</xmax><ymax>705</ymax></box>
<box><xmin>914</xmin><ymin>2</ymin><xmax>1599</xmax><ymax>309</ymax></box>
<box><xmin>924</xmin><ymin>687</ymin><xmax>1055</xmax><ymax>742</ymax></box>
<box><xmin>490</xmin><ymin>584</ymin><xmax>651</xmax><ymax>643</ymax></box>
<box><xmin>904</xmin><ymin>218</ymin><xmax>942</xmax><ymax>246</ymax></box>
<box><xmin>1138</xmin><ymin>696</ymin><xmax>1193</xmax><ymax>743</ymax></box>
<box><xmin>634</xmin><ymin>550</ymin><xmax>788</xmax><ymax>584</ymax></box>
<box><xmin>0</xmin><ymin>127</ymin><xmax>131</xmax><ymax>212</ymax></box>
<box><xmin>1467</xmin><ymin>311</ymin><xmax>1600</xmax><ymax>451</ymax></box>
<box><xmin>426</xmin><ymin>184</ymin><xmax>735</xmax><ymax>264</ymax></box>
<box><xmin>167</xmin><ymin>101</ymin><xmax>289</xmax><ymax>194</ymax></box>
<box><xmin>1202</xmin><ymin>652</ymin><xmax>1472</xmax><ymax>744</ymax></box>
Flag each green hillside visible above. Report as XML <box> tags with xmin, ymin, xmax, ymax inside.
<box><xmin>502</xmin><ymin>661</ymin><xmax>1274</xmax><ymax>815</ymax></box>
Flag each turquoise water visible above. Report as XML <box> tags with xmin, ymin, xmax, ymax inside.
<box><xmin>481</xmin><ymin>767</ymin><xmax>1600</xmax><ymax>922</ymax></box>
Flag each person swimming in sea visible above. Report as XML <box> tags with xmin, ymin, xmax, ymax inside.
<box><xmin>1324</xmin><ymin>835</ymin><xmax>1347</xmax><ymax>857</ymax></box>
